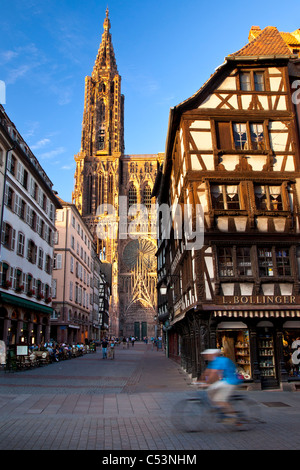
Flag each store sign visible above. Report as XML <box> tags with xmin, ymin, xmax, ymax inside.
<box><xmin>222</xmin><ymin>295</ymin><xmax>297</xmax><ymax>305</ymax></box>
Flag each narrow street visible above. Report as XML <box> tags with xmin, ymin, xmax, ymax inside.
<box><xmin>0</xmin><ymin>342</ymin><xmax>299</xmax><ymax>454</ymax></box>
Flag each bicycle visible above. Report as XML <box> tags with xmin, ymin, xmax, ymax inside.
<box><xmin>171</xmin><ymin>385</ymin><xmax>263</xmax><ymax>432</ymax></box>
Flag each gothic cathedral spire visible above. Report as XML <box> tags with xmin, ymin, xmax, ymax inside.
<box><xmin>73</xmin><ymin>8</ymin><xmax>124</xmax><ymax>224</ymax></box>
<box><xmin>79</xmin><ymin>8</ymin><xmax>124</xmax><ymax>159</ymax></box>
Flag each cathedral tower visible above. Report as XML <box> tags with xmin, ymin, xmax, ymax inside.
<box><xmin>73</xmin><ymin>9</ymin><xmax>163</xmax><ymax>337</ymax></box>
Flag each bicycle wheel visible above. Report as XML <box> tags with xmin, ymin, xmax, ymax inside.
<box><xmin>230</xmin><ymin>395</ymin><xmax>262</xmax><ymax>431</ymax></box>
<box><xmin>171</xmin><ymin>398</ymin><xmax>209</xmax><ymax>432</ymax></box>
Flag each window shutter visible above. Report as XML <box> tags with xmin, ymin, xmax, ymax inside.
<box><xmin>4</xmin><ymin>184</ymin><xmax>9</xmax><ymax>206</ymax></box>
<box><xmin>216</xmin><ymin>122</ymin><xmax>232</xmax><ymax>149</ymax></box>
<box><xmin>10</xmin><ymin>267</ymin><xmax>16</xmax><ymax>289</ymax></box>
<box><xmin>1</xmin><ymin>222</ymin><xmax>6</xmax><ymax>244</ymax></box>
<box><xmin>11</xmin><ymin>229</ymin><xmax>16</xmax><ymax>251</ymax></box>
<box><xmin>22</xmin><ymin>272</ymin><xmax>27</xmax><ymax>292</ymax></box>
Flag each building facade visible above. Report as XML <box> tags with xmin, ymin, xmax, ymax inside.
<box><xmin>155</xmin><ymin>26</ymin><xmax>300</xmax><ymax>390</ymax></box>
<box><xmin>0</xmin><ymin>104</ymin><xmax>61</xmax><ymax>347</ymax></box>
<box><xmin>51</xmin><ymin>199</ymin><xmax>110</xmax><ymax>343</ymax></box>
<box><xmin>73</xmin><ymin>9</ymin><xmax>163</xmax><ymax>338</ymax></box>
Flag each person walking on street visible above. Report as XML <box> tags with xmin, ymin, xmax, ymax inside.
<box><xmin>101</xmin><ymin>338</ymin><xmax>108</xmax><ymax>359</ymax></box>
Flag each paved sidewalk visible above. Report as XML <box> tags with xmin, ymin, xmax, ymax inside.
<box><xmin>0</xmin><ymin>342</ymin><xmax>299</xmax><ymax>451</ymax></box>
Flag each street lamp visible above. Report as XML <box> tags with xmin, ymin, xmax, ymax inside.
<box><xmin>159</xmin><ymin>274</ymin><xmax>180</xmax><ymax>296</ymax></box>
<box><xmin>159</xmin><ymin>282</ymin><xmax>168</xmax><ymax>296</ymax></box>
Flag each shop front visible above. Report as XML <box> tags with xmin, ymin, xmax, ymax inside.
<box><xmin>213</xmin><ymin>308</ymin><xmax>300</xmax><ymax>390</ymax></box>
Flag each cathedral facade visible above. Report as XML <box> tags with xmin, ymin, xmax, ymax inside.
<box><xmin>72</xmin><ymin>9</ymin><xmax>163</xmax><ymax>338</ymax></box>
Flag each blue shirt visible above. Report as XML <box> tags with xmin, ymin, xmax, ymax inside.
<box><xmin>207</xmin><ymin>356</ymin><xmax>240</xmax><ymax>385</ymax></box>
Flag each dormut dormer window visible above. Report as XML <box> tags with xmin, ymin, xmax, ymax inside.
<box><xmin>239</xmin><ymin>71</ymin><xmax>265</xmax><ymax>91</ymax></box>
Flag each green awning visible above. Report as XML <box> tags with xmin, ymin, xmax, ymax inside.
<box><xmin>0</xmin><ymin>292</ymin><xmax>53</xmax><ymax>314</ymax></box>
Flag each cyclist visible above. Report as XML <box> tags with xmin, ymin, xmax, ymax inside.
<box><xmin>197</xmin><ymin>349</ymin><xmax>241</xmax><ymax>423</ymax></box>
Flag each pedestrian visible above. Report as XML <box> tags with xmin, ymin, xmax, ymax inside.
<box><xmin>122</xmin><ymin>337</ymin><xmax>126</xmax><ymax>349</ymax></box>
<box><xmin>101</xmin><ymin>338</ymin><xmax>108</xmax><ymax>359</ymax></box>
<box><xmin>131</xmin><ymin>336</ymin><xmax>135</xmax><ymax>347</ymax></box>
<box><xmin>110</xmin><ymin>340</ymin><xmax>115</xmax><ymax>359</ymax></box>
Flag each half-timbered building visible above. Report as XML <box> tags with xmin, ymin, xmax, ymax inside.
<box><xmin>155</xmin><ymin>26</ymin><xmax>300</xmax><ymax>390</ymax></box>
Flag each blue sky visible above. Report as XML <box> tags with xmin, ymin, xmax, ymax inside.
<box><xmin>1</xmin><ymin>0</ymin><xmax>299</xmax><ymax>201</ymax></box>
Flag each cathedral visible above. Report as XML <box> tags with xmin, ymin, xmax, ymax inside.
<box><xmin>72</xmin><ymin>9</ymin><xmax>163</xmax><ymax>338</ymax></box>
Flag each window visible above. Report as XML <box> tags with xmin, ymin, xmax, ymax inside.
<box><xmin>239</xmin><ymin>71</ymin><xmax>265</xmax><ymax>91</ymax></box>
<box><xmin>218</xmin><ymin>246</ymin><xmax>253</xmax><ymax>277</ymax></box>
<box><xmin>217</xmin><ymin>121</ymin><xmax>266</xmax><ymax>151</ymax></box>
<box><xmin>5</xmin><ymin>185</ymin><xmax>14</xmax><ymax>210</ymax></box>
<box><xmin>20</xmin><ymin>199</ymin><xmax>26</xmax><ymax>220</ymax></box>
<box><xmin>1</xmin><ymin>263</ymin><xmax>9</xmax><ymax>287</ymax></box>
<box><xmin>276</xmin><ymin>248</ymin><xmax>291</xmax><ymax>276</ymax></box>
<box><xmin>108</xmin><ymin>174</ymin><xmax>114</xmax><ymax>205</ymax></box>
<box><xmin>254</xmin><ymin>185</ymin><xmax>283</xmax><ymax>211</ymax></box>
<box><xmin>128</xmin><ymin>185</ymin><xmax>137</xmax><ymax>208</ymax></box>
<box><xmin>31</xmin><ymin>211</ymin><xmax>37</xmax><ymax>230</ymax></box>
<box><xmin>236</xmin><ymin>247</ymin><xmax>252</xmax><ymax>276</ymax></box>
<box><xmin>38</xmin><ymin>248</ymin><xmax>44</xmax><ymax>269</ymax></box>
<box><xmin>254</xmin><ymin>72</ymin><xmax>265</xmax><ymax>91</ymax></box>
<box><xmin>15</xmin><ymin>269</ymin><xmax>23</xmax><ymax>291</ymax></box>
<box><xmin>250</xmin><ymin>123</ymin><xmax>264</xmax><ymax>150</ymax></box>
<box><xmin>23</xmin><ymin>169</ymin><xmax>28</xmax><ymax>190</ymax></box>
<box><xmin>30</xmin><ymin>178</ymin><xmax>38</xmax><ymax>199</ymax></box>
<box><xmin>17</xmin><ymin>232</ymin><xmax>25</xmax><ymax>256</ymax></box>
<box><xmin>257</xmin><ymin>247</ymin><xmax>291</xmax><ymax>277</ymax></box>
<box><xmin>53</xmin><ymin>253</ymin><xmax>62</xmax><ymax>270</ymax></box>
<box><xmin>52</xmin><ymin>279</ymin><xmax>57</xmax><ymax>298</ymax></box>
<box><xmin>218</xmin><ymin>247</ymin><xmax>234</xmax><ymax>277</ymax></box>
<box><xmin>1</xmin><ymin>223</ymin><xmax>15</xmax><ymax>250</ymax></box>
<box><xmin>233</xmin><ymin>124</ymin><xmax>247</xmax><ymax>149</ymax></box>
<box><xmin>27</xmin><ymin>240</ymin><xmax>37</xmax><ymax>264</ymax></box>
<box><xmin>143</xmin><ymin>184</ymin><xmax>152</xmax><ymax>210</ymax></box>
<box><xmin>233</xmin><ymin>123</ymin><xmax>265</xmax><ymax>150</ymax></box>
<box><xmin>53</xmin><ymin>231</ymin><xmax>59</xmax><ymax>244</ymax></box>
<box><xmin>257</xmin><ymin>247</ymin><xmax>273</xmax><ymax>277</ymax></box>
<box><xmin>7</xmin><ymin>153</ymin><xmax>16</xmax><ymax>175</ymax></box>
<box><xmin>240</xmin><ymin>72</ymin><xmax>251</xmax><ymax>91</ymax></box>
<box><xmin>45</xmin><ymin>255</ymin><xmax>52</xmax><ymax>274</ymax></box>
<box><xmin>211</xmin><ymin>185</ymin><xmax>240</xmax><ymax>210</ymax></box>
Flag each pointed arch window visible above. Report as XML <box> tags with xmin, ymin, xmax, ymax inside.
<box><xmin>143</xmin><ymin>184</ymin><xmax>152</xmax><ymax>210</ymax></box>
<box><xmin>98</xmin><ymin>173</ymin><xmax>105</xmax><ymax>207</ymax></box>
<box><xmin>128</xmin><ymin>185</ymin><xmax>137</xmax><ymax>208</ymax></box>
<box><xmin>108</xmin><ymin>174</ymin><xmax>114</xmax><ymax>205</ymax></box>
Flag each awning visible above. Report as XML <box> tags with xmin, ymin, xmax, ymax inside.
<box><xmin>0</xmin><ymin>292</ymin><xmax>53</xmax><ymax>315</ymax></box>
<box><xmin>213</xmin><ymin>310</ymin><xmax>300</xmax><ymax>318</ymax></box>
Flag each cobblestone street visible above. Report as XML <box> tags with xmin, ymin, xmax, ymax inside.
<box><xmin>0</xmin><ymin>342</ymin><xmax>299</xmax><ymax>454</ymax></box>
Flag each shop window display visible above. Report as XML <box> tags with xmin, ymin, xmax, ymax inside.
<box><xmin>217</xmin><ymin>329</ymin><xmax>251</xmax><ymax>380</ymax></box>
<box><xmin>282</xmin><ymin>330</ymin><xmax>300</xmax><ymax>378</ymax></box>
<box><xmin>257</xmin><ymin>331</ymin><xmax>276</xmax><ymax>378</ymax></box>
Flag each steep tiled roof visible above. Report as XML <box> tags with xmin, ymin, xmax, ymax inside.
<box><xmin>228</xmin><ymin>26</ymin><xmax>294</xmax><ymax>58</ymax></box>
